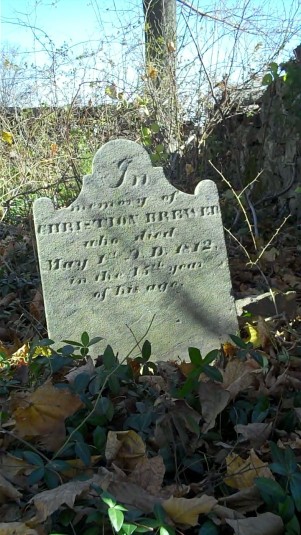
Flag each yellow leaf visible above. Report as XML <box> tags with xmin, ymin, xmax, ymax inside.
<box><xmin>162</xmin><ymin>495</ymin><xmax>217</xmax><ymax>526</ymax></box>
<box><xmin>244</xmin><ymin>323</ymin><xmax>261</xmax><ymax>348</ymax></box>
<box><xmin>10</xmin><ymin>382</ymin><xmax>83</xmax><ymax>451</ymax></box>
<box><xmin>1</xmin><ymin>131</ymin><xmax>14</xmax><ymax>145</ymax></box>
<box><xmin>105</xmin><ymin>430</ymin><xmax>146</xmax><ymax>470</ymax></box>
<box><xmin>224</xmin><ymin>450</ymin><xmax>273</xmax><ymax>490</ymax></box>
<box><xmin>147</xmin><ymin>64</ymin><xmax>158</xmax><ymax>79</ymax></box>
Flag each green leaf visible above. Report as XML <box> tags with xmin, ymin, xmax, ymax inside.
<box><xmin>278</xmin><ymin>495</ymin><xmax>295</xmax><ymax>523</ymax></box>
<box><xmin>108</xmin><ymin>507</ymin><xmax>124</xmax><ymax>532</ymax></box>
<box><xmin>23</xmin><ymin>451</ymin><xmax>44</xmax><ymax>466</ymax></box>
<box><xmin>285</xmin><ymin>515</ymin><xmax>300</xmax><ymax>535</ymax></box>
<box><xmin>108</xmin><ymin>375</ymin><xmax>120</xmax><ymax>395</ymax></box>
<box><xmin>103</xmin><ymin>345</ymin><xmax>117</xmax><ymax>369</ymax></box>
<box><xmin>37</xmin><ymin>338</ymin><xmax>54</xmax><ymax>346</ymax></box>
<box><xmin>28</xmin><ymin>466</ymin><xmax>45</xmax><ymax>485</ymax></box>
<box><xmin>81</xmin><ymin>332</ymin><xmax>90</xmax><ymax>346</ymax></box>
<box><xmin>150</xmin><ymin>123</ymin><xmax>160</xmax><ymax>133</ymax></box>
<box><xmin>88</xmin><ymin>336</ymin><xmax>104</xmax><ymax>346</ymax></box>
<box><xmin>290</xmin><ymin>474</ymin><xmax>301</xmax><ymax>511</ymax></box>
<box><xmin>93</xmin><ymin>426</ymin><xmax>107</xmax><ymax>452</ymax></box>
<box><xmin>203</xmin><ymin>349</ymin><xmax>219</xmax><ymax>365</ymax></box>
<box><xmin>284</xmin><ymin>447</ymin><xmax>298</xmax><ymax>472</ymax></box>
<box><xmin>75</xmin><ymin>441</ymin><xmax>91</xmax><ymax>466</ymax></box>
<box><xmin>121</xmin><ymin>523</ymin><xmax>137</xmax><ymax>535</ymax></box>
<box><xmin>269</xmin><ymin>462</ymin><xmax>288</xmax><ymax>476</ymax></box>
<box><xmin>46</xmin><ymin>460</ymin><xmax>71</xmax><ymax>472</ymax></box>
<box><xmin>160</xmin><ymin>527</ymin><xmax>175</xmax><ymax>535</ymax></box>
<box><xmin>270</xmin><ymin>441</ymin><xmax>285</xmax><ymax>465</ymax></box>
<box><xmin>229</xmin><ymin>334</ymin><xmax>250</xmax><ymax>349</ymax></box>
<box><xmin>255</xmin><ymin>477</ymin><xmax>286</xmax><ymax>501</ymax></box>
<box><xmin>188</xmin><ymin>347</ymin><xmax>202</xmax><ymax>365</ymax></box>
<box><xmin>95</xmin><ymin>396</ymin><xmax>114</xmax><ymax>420</ymax></box>
<box><xmin>44</xmin><ymin>468</ymin><xmax>60</xmax><ymax>489</ymax></box>
<box><xmin>62</xmin><ymin>339</ymin><xmax>83</xmax><ymax>347</ymax></box>
<box><xmin>101</xmin><ymin>491</ymin><xmax>116</xmax><ymax>507</ymax></box>
<box><xmin>203</xmin><ymin>364</ymin><xmax>223</xmax><ymax>382</ymax></box>
<box><xmin>59</xmin><ymin>345</ymin><xmax>75</xmax><ymax>356</ymax></box>
<box><xmin>199</xmin><ymin>520</ymin><xmax>219</xmax><ymax>535</ymax></box>
<box><xmin>141</xmin><ymin>340</ymin><xmax>151</xmax><ymax>361</ymax></box>
<box><xmin>73</xmin><ymin>373</ymin><xmax>91</xmax><ymax>393</ymax></box>
<box><xmin>262</xmin><ymin>73</ymin><xmax>273</xmax><ymax>86</ymax></box>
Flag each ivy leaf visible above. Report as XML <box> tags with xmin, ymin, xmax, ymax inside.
<box><xmin>108</xmin><ymin>507</ymin><xmax>124</xmax><ymax>531</ymax></box>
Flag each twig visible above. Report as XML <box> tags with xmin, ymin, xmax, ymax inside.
<box><xmin>209</xmin><ymin>160</ymin><xmax>258</xmax><ymax>252</ymax></box>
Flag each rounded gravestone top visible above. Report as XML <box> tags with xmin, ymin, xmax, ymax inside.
<box><xmin>91</xmin><ymin>139</ymin><xmax>153</xmax><ymax>189</ymax></box>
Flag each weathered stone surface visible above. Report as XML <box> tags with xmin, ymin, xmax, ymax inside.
<box><xmin>33</xmin><ymin>139</ymin><xmax>238</xmax><ymax>360</ymax></box>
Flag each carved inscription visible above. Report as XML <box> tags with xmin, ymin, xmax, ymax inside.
<box><xmin>40</xmin><ymin>198</ymin><xmax>218</xmax><ymax>303</ymax></box>
<box><xmin>33</xmin><ymin>139</ymin><xmax>238</xmax><ymax>360</ymax></box>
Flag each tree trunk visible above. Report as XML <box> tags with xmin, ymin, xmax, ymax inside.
<box><xmin>143</xmin><ymin>0</ymin><xmax>178</xmax><ymax>154</ymax></box>
<box><xmin>143</xmin><ymin>0</ymin><xmax>176</xmax><ymax>84</ymax></box>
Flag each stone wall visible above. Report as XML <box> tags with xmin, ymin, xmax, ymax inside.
<box><xmin>211</xmin><ymin>60</ymin><xmax>301</xmax><ymax>221</ymax></box>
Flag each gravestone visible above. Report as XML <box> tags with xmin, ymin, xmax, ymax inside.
<box><xmin>33</xmin><ymin>139</ymin><xmax>238</xmax><ymax>360</ymax></box>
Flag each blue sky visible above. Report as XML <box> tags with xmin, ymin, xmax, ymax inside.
<box><xmin>1</xmin><ymin>0</ymin><xmax>300</xmax><ymax>106</ymax></box>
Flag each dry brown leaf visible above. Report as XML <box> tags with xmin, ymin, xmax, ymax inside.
<box><xmin>198</xmin><ymin>381</ymin><xmax>230</xmax><ymax>432</ymax></box>
<box><xmin>0</xmin><ymin>453</ymin><xmax>34</xmax><ymax>486</ymax></box>
<box><xmin>10</xmin><ymin>382</ymin><xmax>83</xmax><ymax>451</ymax></box>
<box><xmin>224</xmin><ymin>450</ymin><xmax>274</xmax><ymax>490</ymax></box>
<box><xmin>222</xmin><ymin>359</ymin><xmax>258</xmax><ymax>399</ymax></box>
<box><xmin>105</xmin><ymin>430</ymin><xmax>146</xmax><ymax>470</ymax></box>
<box><xmin>31</xmin><ymin>477</ymin><xmax>98</xmax><ymax>523</ymax></box>
<box><xmin>0</xmin><ymin>293</ymin><xmax>17</xmax><ymax>307</ymax></box>
<box><xmin>235</xmin><ymin>422</ymin><xmax>272</xmax><ymax>449</ymax></box>
<box><xmin>162</xmin><ymin>495</ymin><xmax>217</xmax><ymax>527</ymax></box>
<box><xmin>154</xmin><ymin>398</ymin><xmax>201</xmax><ymax>450</ymax></box>
<box><xmin>212</xmin><ymin>504</ymin><xmax>245</xmax><ymax>520</ymax></box>
<box><xmin>226</xmin><ymin>512</ymin><xmax>283</xmax><ymax>535</ymax></box>
<box><xmin>0</xmin><ymin>522</ymin><xmax>39</xmax><ymax>535</ymax></box>
<box><xmin>65</xmin><ymin>356</ymin><xmax>95</xmax><ymax>383</ymax></box>
<box><xmin>0</xmin><ymin>472</ymin><xmax>22</xmax><ymax>503</ymax></box>
<box><xmin>218</xmin><ymin>485</ymin><xmax>263</xmax><ymax>513</ymax></box>
<box><xmin>29</xmin><ymin>289</ymin><xmax>44</xmax><ymax>321</ymax></box>
<box><xmin>128</xmin><ymin>455</ymin><xmax>165</xmax><ymax>495</ymax></box>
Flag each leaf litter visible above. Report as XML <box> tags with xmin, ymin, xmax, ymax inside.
<box><xmin>0</xmin><ymin>222</ymin><xmax>300</xmax><ymax>533</ymax></box>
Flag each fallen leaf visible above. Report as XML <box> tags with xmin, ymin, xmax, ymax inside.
<box><xmin>198</xmin><ymin>381</ymin><xmax>230</xmax><ymax>432</ymax></box>
<box><xmin>0</xmin><ymin>293</ymin><xmax>17</xmax><ymax>307</ymax></box>
<box><xmin>0</xmin><ymin>523</ymin><xmax>39</xmax><ymax>535</ymax></box>
<box><xmin>31</xmin><ymin>477</ymin><xmax>98</xmax><ymax>522</ymax></box>
<box><xmin>226</xmin><ymin>511</ymin><xmax>283</xmax><ymax>535</ymax></box>
<box><xmin>162</xmin><ymin>495</ymin><xmax>217</xmax><ymax>527</ymax></box>
<box><xmin>10</xmin><ymin>382</ymin><xmax>83</xmax><ymax>450</ymax></box>
<box><xmin>65</xmin><ymin>356</ymin><xmax>95</xmax><ymax>383</ymax></box>
<box><xmin>128</xmin><ymin>455</ymin><xmax>165</xmax><ymax>495</ymax></box>
<box><xmin>0</xmin><ymin>472</ymin><xmax>22</xmax><ymax>503</ymax></box>
<box><xmin>218</xmin><ymin>485</ymin><xmax>263</xmax><ymax>513</ymax></box>
<box><xmin>222</xmin><ymin>359</ymin><xmax>258</xmax><ymax>399</ymax></box>
<box><xmin>244</xmin><ymin>323</ymin><xmax>261</xmax><ymax>348</ymax></box>
<box><xmin>224</xmin><ymin>450</ymin><xmax>274</xmax><ymax>490</ymax></box>
<box><xmin>105</xmin><ymin>430</ymin><xmax>146</xmax><ymax>470</ymax></box>
<box><xmin>29</xmin><ymin>289</ymin><xmax>44</xmax><ymax>321</ymax></box>
<box><xmin>154</xmin><ymin>398</ymin><xmax>201</xmax><ymax>450</ymax></box>
<box><xmin>235</xmin><ymin>422</ymin><xmax>272</xmax><ymax>448</ymax></box>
